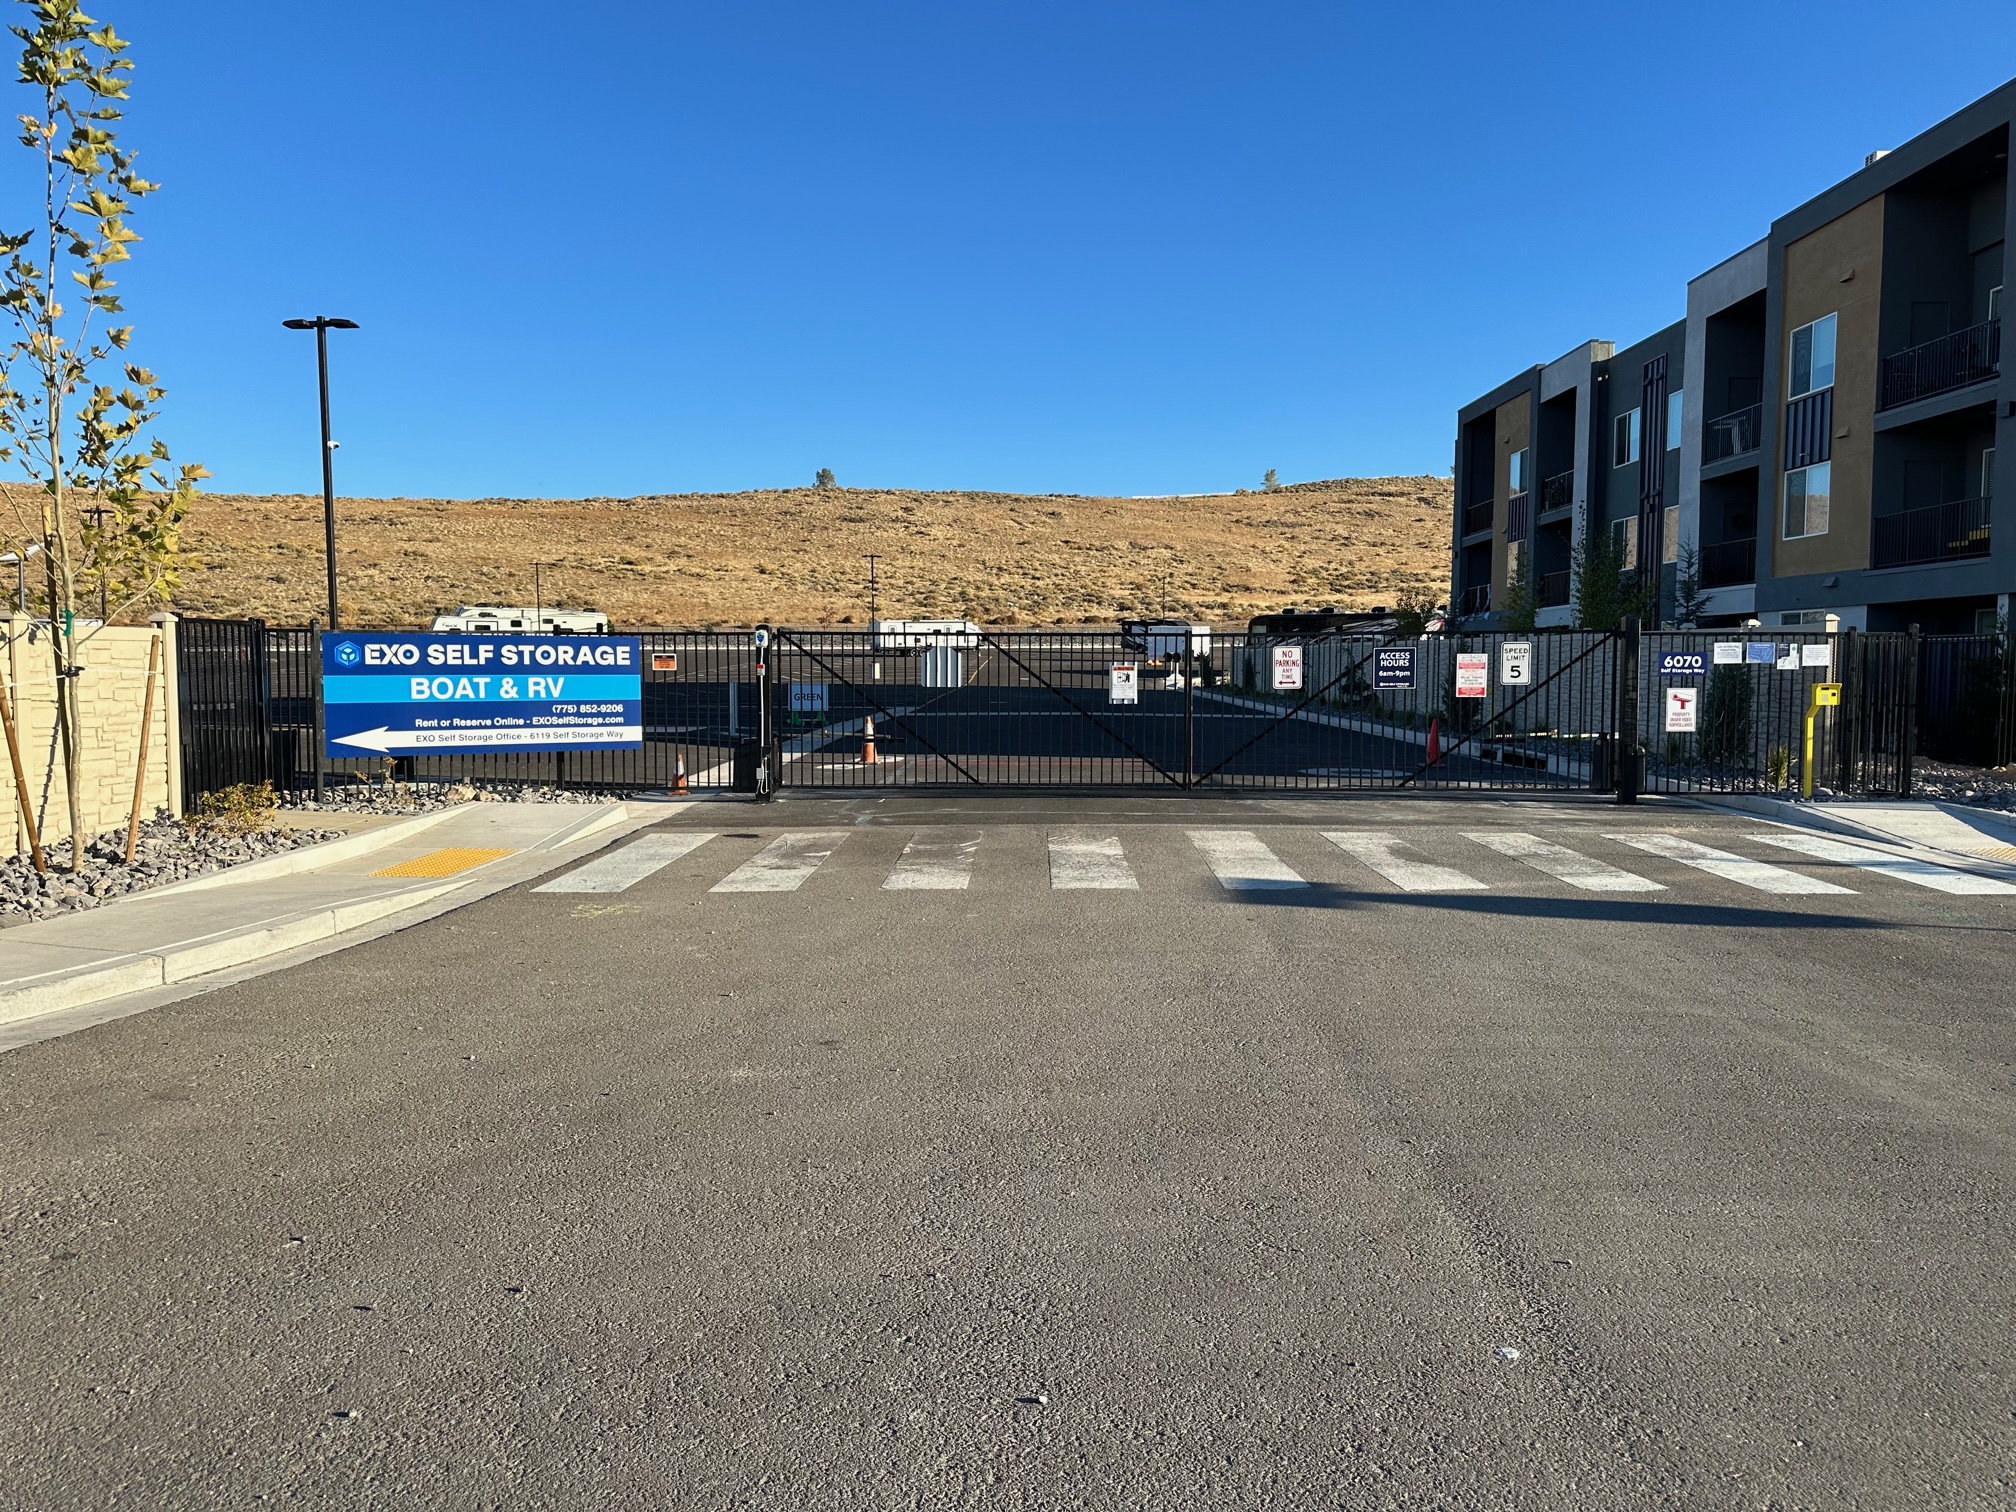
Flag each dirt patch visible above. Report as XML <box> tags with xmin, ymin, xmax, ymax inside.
<box><xmin>172</xmin><ymin>477</ymin><xmax>1452</xmax><ymax>628</ymax></box>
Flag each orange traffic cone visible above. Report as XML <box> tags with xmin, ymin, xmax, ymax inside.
<box><xmin>862</xmin><ymin>715</ymin><xmax>877</xmax><ymax>765</ymax></box>
<box><xmin>1426</xmin><ymin>717</ymin><xmax>1442</xmax><ymax>765</ymax></box>
<box><xmin>671</xmin><ymin>756</ymin><xmax>688</xmax><ymax>794</ymax></box>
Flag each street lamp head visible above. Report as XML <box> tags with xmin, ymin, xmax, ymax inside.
<box><xmin>325</xmin><ymin>318</ymin><xmax>360</xmax><ymax>329</ymax></box>
<box><xmin>282</xmin><ymin>316</ymin><xmax>360</xmax><ymax>330</ymax></box>
<box><xmin>281</xmin><ymin>318</ymin><xmax>315</xmax><ymax>329</ymax></box>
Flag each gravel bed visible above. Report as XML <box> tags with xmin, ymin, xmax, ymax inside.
<box><xmin>0</xmin><ymin>816</ymin><xmax>344</xmax><ymax>927</ymax></box>
<box><xmin>1909</xmin><ymin>760</ymin><xmax>2016</xmax><ymax>813</ymax></box>
<box><xmin>279</xmin><ymin>781</ymin><xmax>647</xmax><ymax>814</ymax></box>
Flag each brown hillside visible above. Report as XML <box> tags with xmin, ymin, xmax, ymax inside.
<box><xmin>173</xmin><ymin>476</ymin><xmax>1451</xmax><ymax>629</ymax></box>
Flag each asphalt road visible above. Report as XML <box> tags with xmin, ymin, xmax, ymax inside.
<box><xmin>2</xmin><ymin>794</ymin><xmax>2012</xmax><ymax>1509</ymax></box>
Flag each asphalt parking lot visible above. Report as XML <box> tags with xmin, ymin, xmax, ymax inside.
<box><xmin>1</xmin><ymin>793</ymin><xmax>2012</xmax><ymax>1509</ymax></box>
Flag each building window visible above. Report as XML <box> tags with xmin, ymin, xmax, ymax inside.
<box><xmin>1784</xmin><ymin>461</ymin><xmax>1831</xmax><ymax>539</ymax></box>
<box><xmin>1984</xmin><ymin>446</ymin><xmax>1996</xmax><ymax>499</ymax></box>
<box><xmin>1789</xmin><ymin>314</ymin><xmax>1837</xmax><ymax>398</ymax></box>
<box><xmin>1991</xmin><ymin>285</ymin><xmax>2003</xmax><ymax>321</ymax></box>
<box><xmin>1611</xmin><ymin>516</ymin><xmax>1638</xmax><ymax>569</ymax></box>
<box><xmin>1613</xmin><ymin>409</ymin><xmax>1640</xmax><ymax>469</ymax></box>
<box><xmin>1662</xmin><ymin>505</ymin><xmax>1680</xmax><ymax>564</ymax></box>
<box><xmin>1666</xmin><ymin>390</ymin><xmax>1683</xmax><ymax>452</ymax></box>
<box><xmin>1979</xmin><ymin>607</ymin><xmax>2003</xmax><ymax>635</ymax></box>
<box><xmin>1508</xmin><ymin>447</ymin><xmax>1527</xmax><ymax>495</ymax></box>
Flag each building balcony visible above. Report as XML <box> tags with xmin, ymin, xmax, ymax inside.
<box><xmin>1537</xmin><ymin>570</ymin><xmax>1570</xmax><ymax>608</ymax></box>
<box><xmin>1878</xmin><ymin>318</ymin><xmax>1999</xmax><ymax>410</ymax></box>
<box><xmin>1462</xmin><ymin>499</ymin><xmax>1493</xmax><ymax>537</ymax></box>
<box><xmin>1870</xmin><ymin>496</ymin><xmax>1990</xmax><ymax>569</ymax></box>
<box><xmin>1459</xmin><ymin>583</ymin><xmax>1491</xmax><ymax>615</ymax></box>
<box><xmin>1539</xmin><ymin>471</ymin><xmax>1573</xmax><ymax>515</ymax></box>
<box><xmin>1698</xmin><ymin>537</ymin><xmax>1756</xmax><ymax>588</ymax></box>
<box><xmin>1703</xmin><ymin>402</ymin><xmax>1762</xmax><ymax>464</ymax></box>
<box><xmin>1504</xmin><ymin>491</ymin><xmax>1529</xmax><ymax>542</ymax></box>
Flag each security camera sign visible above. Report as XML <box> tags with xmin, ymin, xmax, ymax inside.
<box><xmin>1108</xmin><ymin>663</ymin><xmax>1138</xmax><ymax>704</ymax></box>
<box><xmin>1455</xmin><ymin>653</ymin><xmax>1489</xmax><ymax>698</ymax></box>
<box><xmin>1665</xmin><ymin>686</ymin><xmax>1699</xmax><ymax>732</ymax></box>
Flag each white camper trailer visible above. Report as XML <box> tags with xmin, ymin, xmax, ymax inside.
<box><xmin>431</xmin><ymin>605</ymin><xmax>611</xmax><ymax>634</ymax></box>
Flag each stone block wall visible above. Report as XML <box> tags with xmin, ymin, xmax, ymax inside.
<box><xmin>2</xmin><ymin>616</ymin><xmax>180</xmax><ymax>856</ymax></box>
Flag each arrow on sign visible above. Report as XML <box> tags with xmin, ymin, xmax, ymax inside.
<box><xmin>333</xmin><ymin>726</ymin><xmax>401</xmax><ymax>753</ymax></box>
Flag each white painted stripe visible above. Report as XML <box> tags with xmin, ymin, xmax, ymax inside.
<box><xmin>884</xmin><ymin>829</ymin><xmax>981</xmax><ymax>890</ymax></box>
<box><xmin>534</xmin><ymin>832</ymin><xmax>717</xmax><ymax>893</ymax></box>
<box><xmin>1047</xmin><ymin>830</ymin><xmax>1139</xmax><ymax>890</ymax></box>
<box><xmin>1464</xmin><ymin>831</ymin><xmax>1664</xmax><ymax>892</ymax></box>
<box><xmin>1605</xmin><ymin>833</ymin><xmax>1854</xmax><ymax>895</ymax></box>
<box><xmin>1187</xmin><ymin>829</ymin><xmax>1306</xmax><ymax>890</ymax></box>
<box><xmin>709</xmin><ymin>832</ymin><xmax>849</xmax><ymax>893</ymax></box>
<box><xmin>1745</xmin><ymin>832</ymin><xmax>2016</xmax><ymax>895</ymax></box>
<box><xmin>1322</xmin><ymin>831</ymin><xmax>1486</xmax><ymax>892</ymax></box>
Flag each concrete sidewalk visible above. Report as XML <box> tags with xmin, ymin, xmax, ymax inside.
<box><xmin>1701</xmin><ymin>794</ymin><xmax>2016</xmax><ymax>879</ymax></box>
<box><xmin>0</xmin><ymin>798</ymin><xmax>689</xmax><ymax>1033</ymax></box>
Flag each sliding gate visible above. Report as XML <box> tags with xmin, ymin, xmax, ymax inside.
<box><xmin>762</xmin><ymin>625</ymin><xmax>1919</xmax><ymax>797</ymax></box>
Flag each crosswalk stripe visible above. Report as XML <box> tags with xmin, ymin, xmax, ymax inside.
<box><xmin>1187</xmin><ymin>829</ymin><xmax>1307</xmax><ymax>890</ymax></box>
<box><xmin>1322</xmin><ymin>831</ymin><xmax>1486</xmax><ymax>892</ymax></box>
<box><xmin>709</xmin><ymin>831</ymin><xmax>849</xmax><ymax>893</ymax></box>
<box><xmin>1745</xmin><ymin>832</ymin><xmax>2016</xmax><ymax>895</ymax></box>
<box><xmin>1464</xmin><ymin>831</ymin><xmax>1664</xmax><ymax>892</ymax></box>
<box><xmin>884</xmin><ymin>829</ymin><xmax>981</xmax><ymax>890</ymax></box>
<box><xmin>534</xmin><ymin>832</ymin><xmax>717</xmax><ymax>893</ymax></box>
<box><xmin>1605</xmin><ymin>833</ymin><xmax>1854</xmax><ymax>895</ymax></box>
<box><xmin>1048</xmin><ymin>830</ymin><xmax>1138</xmax><ymax>890</ymax></box>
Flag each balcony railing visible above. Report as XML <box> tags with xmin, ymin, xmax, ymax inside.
<box><xmin>1505</xmin><ymin>491</ymin><xmax>1529</xmax><ymax>542</ymax></box>
<box><xmin>1462</xmin><ymin>499</ymin><xmax>1493</xmax><ymax>537</ymax></box>
<box><xmin>1703</xmin><ymin>402</ymin><xmax>1763</xmax><ymax>464</ymax></box>
<box><xmin>1698</xmin><ymin>537</ymin><xmax>1756</xmax><ymax>588</ymax></box>
<box><xmin>1459</xmin><ymin>583</ymin><xmax>1491</xmax><ymax>615</ymax></box>
<box><xmin>1540</xmin><ymin>470</ymin><xmax>1573</xmax><ymax>514</ymax></box>
<box><xmin>1871</xmin><ymin>496</ymin><xmax>1990</xmax><ymax>569</ymax></box>
<box><xmin>1879</xmin><ymin>317</ymin><xmax>2000</xmax><ymax>410</ymax></box>
<box><xmin>1537</xmin><ymin>570</ymin><xmax>1570</xmax><ymax>608</ymax></box>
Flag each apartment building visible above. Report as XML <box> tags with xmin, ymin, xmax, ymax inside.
<box><xmin>1453</xmin><ymin>76</ymin><xmax>2011</xmax><ymax>633</ymax></box>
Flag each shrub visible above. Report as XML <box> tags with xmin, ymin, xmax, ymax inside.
<box><xmin>189</xmin><ymin>780</ymin><xmax>279</xmax><ymax>836</ymax></box>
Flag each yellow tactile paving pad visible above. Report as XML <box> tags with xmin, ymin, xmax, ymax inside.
<box><xmin>371</xmin><ymin>847</ymin><xmax>517</xmax><ymax>879</ymax></box>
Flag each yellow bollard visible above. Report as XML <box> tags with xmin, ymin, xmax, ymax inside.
<box><xmin>1801</xmin><ymin>681</ymin><xmax>1842</xmax><ymax>800</ymax></box>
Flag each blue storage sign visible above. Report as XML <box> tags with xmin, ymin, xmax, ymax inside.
<box><xmin>1373</xmin><ymin>645</ymin><xmax>1417</xmax><ymax>690</ymax></box>
<box><xmin>1657</xmin><ymin>650</ymin><xmax>1706</xmax><ymax>677</ymax></box>
<box><xmin>321</xmin><ymin>633</ymin><xmax>643</xmax><ymax>756</ymax></box>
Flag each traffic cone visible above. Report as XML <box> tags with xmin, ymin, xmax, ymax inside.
<box><xmin>862</xmin><ymin>716</ymin><xmax>877</xmax><ymax>765</ymax></box>
<box><xmin>1426</xmin><ymin>717</ymin><xmax>1442</xmax><ymax>765</ymax></box>
<box><xmin>671</xmin><ymin>756</ymin><xmax>688</xmax><ymax>794</ymax></box>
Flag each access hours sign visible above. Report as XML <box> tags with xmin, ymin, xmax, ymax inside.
<box><xmin>321</xmin><ymin>633</ymin><xmax>643</xmax><ymax>756</ymax></box>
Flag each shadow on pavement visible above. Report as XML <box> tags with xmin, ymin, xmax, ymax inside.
<box><xmin>1228</xmin><ymin>883</ymin><xmax>1910</xmax><ymax>930</ymax></box>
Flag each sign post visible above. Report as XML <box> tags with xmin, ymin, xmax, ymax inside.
<box><xmin>320</xmin><ymin>632</ymin><xmax>642</xmax><ymax>756</ymax></box>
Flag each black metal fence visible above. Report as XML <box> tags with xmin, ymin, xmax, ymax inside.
<box><xmin>175</xmin><ymin>619</ymin><xmax>1934</xmax><ymax>807</ymax></box>
<box><xmin>1918</xmin><ymin>632</ymin><xmax>2015</xmax><ymax>769</ymax></box>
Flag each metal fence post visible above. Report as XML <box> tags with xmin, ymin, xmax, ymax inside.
<box><xmin>1182</xmin><ymin>627</ymin><xmax>1196</xmax><ymax>788</ymax></box>
<box><xmin>1615</xmin><ymin>617</ymin><xmax>1641</xmax><ymax>805</ymax></box>
<box><xmin>1900</xmin><ymin>624</ymin><xmax>1920</xmax><ymax>798</ymax></box>
<box><xmin>309</xmin><ymin>616</ymin><xmax>324</xmax><ymax>802</ymax></box>
<box><xmin>757</xmin><ymin>626</ymin><xmax>776</xmax><ymax>802</ymax></box>
<box><xmin>1834</xmin><ymin>626</ymin><xmax>1860</xmax><ymax>793</ymax></box>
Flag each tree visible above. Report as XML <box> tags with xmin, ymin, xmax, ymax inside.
<box><xmin>1391</xmin><ymin>588</ymin><xmax>1443</xmax><ymax>639</ymax></box>
<box><xmin>1670</xmin><ymin>541</ymin><xmax>1708</xmax><ymax>628</ymax></box>
<box><xmin>1496</xmin><ymin>570</ymin><xmax>1538</xmax><ymax>633</ymax></box>
<box><xmin>1571</xmin><ymin>529</ymin><xmax>1653</xmax><ymax>631</ymax></box>
<box><xmin>1262</xmin><ymin>468</ymin><xmax>1279</xmax><ymax>492</ymax></box>
<box><xmin>814</xmin><ymin>467</ymin><xmax>835</xmax><ymax>488</ymax></box>
<box><xmin>0</xmin><ymin>1</ymin><xmax>204</xmax><ymax>870</ymax></box>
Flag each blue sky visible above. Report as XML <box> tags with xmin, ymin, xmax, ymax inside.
<box><xmin>19</xmin><ymin>2</ymin><xmax>2016</xmax><ymax>499</ymax></box>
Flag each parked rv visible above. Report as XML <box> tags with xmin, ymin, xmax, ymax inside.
<box><xmin>870</xmin><ymin>619</ymin><xmax>982</xmax><ymax>650</ymax></box>
<box><xmin>430</xmin><ymin>605</ymin><xmax>612</xmax><ymax>634</ymax></box>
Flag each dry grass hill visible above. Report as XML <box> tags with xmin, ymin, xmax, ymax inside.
<box><xmin>171</xmin><ymin>476</ymin><xmax>1452</xmax><ymax>629</ymax></box>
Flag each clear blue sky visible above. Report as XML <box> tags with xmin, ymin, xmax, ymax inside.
<box><xmin>29</xmin><ymin>1</ymin><xmax>2016</xmax><ymax>499</ymax></box>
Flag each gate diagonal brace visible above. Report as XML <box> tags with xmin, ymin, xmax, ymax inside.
<box><xmin>778</xmin><ymin>632</ymin><xmax>983</xmax><ymax>785</ymax></box>
<box><xmin>977</xmin><ymin>632</ymin><xmax>1185</xmax><ymax>786</ymax></box>
<box><xmin>1190</xmin><ymin>636</ymin><xmax>1391</xmax><ymax>784</ymax></box>
<box><xmin>1395</xmin><ymin>632</ymin><xmax>1616</xmax><ymax>790</ymax></box>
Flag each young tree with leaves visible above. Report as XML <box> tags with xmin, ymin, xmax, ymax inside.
<box><xmin>0</xmin><ymin>0</ymin><xmax>204</xmax><ymax>870</ymax></box>
<box><xmin>1571</xmin><ymin>528</ymin><xmax>1653</xmax><ymax>631</ymax></box>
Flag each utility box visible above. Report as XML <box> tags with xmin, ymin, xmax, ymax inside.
<box><xmin>732</xmin><ymin>739</ymin><xmax>762</xmax><ymax>793</ymax></box>
<box><xmin>920</xmin><ymin>645</ymin><xmax>964</xmax><ymax>688</ymax></box>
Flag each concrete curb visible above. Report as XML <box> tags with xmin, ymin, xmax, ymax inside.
<box><xmin>0</xmin><ymin>880</ymin><xmax>463</xmax><ymax>1025</ymax></box>
<box><xmin>150</xmin><ymin>804</ymin><xmax>471</xmax><ymax>897</ymax></box>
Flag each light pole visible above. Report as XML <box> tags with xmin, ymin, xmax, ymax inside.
<box><xmin>533</xmin><ymin>561</ymin><xmax>557</xmax><ymax>630</ymax></box>
<box><xmin>281</xmin><ymin>316</ymin><xmax>359</xmax><ymax>628</ymax></box>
